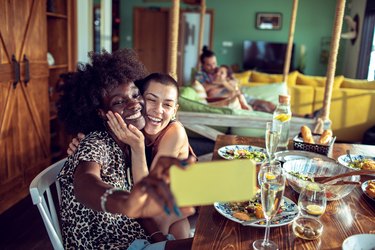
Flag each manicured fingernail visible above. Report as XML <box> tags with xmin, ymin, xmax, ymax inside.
<box><xmin>163</xmin><ymin>204</ymin><xmax>170</xmax><ymax>215</ymax></box>
<box><xmin>180</xmin><ymin>160</ymin><xmax>188</xmax><ymax>167</ymax></box>
<box><xmin>173</xmin><ymin>204</ymin><xmax>181</xmax><ymax>217</ymax></box>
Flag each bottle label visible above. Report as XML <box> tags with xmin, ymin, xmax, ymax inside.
<box><xmin>274</xmin><ymin>114</ymin><xmax>291</xmax><ymax>123</ymax></box>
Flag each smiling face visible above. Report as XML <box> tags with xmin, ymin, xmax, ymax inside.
<box><xmin>143</xmin><ymin>80</ymin><xmax>178</xmax><ymax>139</ymax></box>
<box><xmin>215</xmin><ymin>66</ymin><xmax>228</xmax><ymax>81</ymax></box>
<box><xmin>99</xmin><ymin>82</ymin><xmax>146</xmax><ymax>130</ymax></box>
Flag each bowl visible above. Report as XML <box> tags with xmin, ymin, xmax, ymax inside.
<box><xmin>342</xmin><ymin>234</ymin><xmax>375</xmax><ymax>250</ymax></box>
<box><xmin>283</xmin><ymin>159</ymin><xmax>360</xmax><ymax>201</ymax></box>
<box><xmin>292</xmin><ymin>216</ymin><xmax>323</xmax><ymax>240</ymax></box>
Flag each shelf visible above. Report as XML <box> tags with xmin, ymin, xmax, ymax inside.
<box><xmin>47</xmin><ymin>12</ymin><xmax>67</xmax><ymax>19</ymax></box>
<box><xmin>47</xmin><ymin>0</ymin><xmax>75</xmax><ymax>163</ymax></box>
<box><xmin>49</xmin><ymin>64</ymin><xmax>68</xmax><ymax>70</ymax></box>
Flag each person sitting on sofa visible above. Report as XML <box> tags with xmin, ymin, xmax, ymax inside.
<box><xmin>194</xmin><ymin>46</ymin><xmax>251</xmax><ymax>110</ymax></box>
<box><xmin>194</xmin><ymin>46</ymin><xmax>275</xmax><ymax>112</ymax></box>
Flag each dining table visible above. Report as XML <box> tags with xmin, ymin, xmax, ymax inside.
<box><xmin>191</xmin><ymin>135</ymin><xmax>375</xmax><ymax>250</ymax></box>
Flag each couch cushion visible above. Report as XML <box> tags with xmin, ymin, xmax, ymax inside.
<box><xmin>178</xmin><ymin>96</ymin><xmax>232</xmax><ymax>138</ymax></box>
<box><xmin>288</xmin><ymin>85</ymin><xmax>315</xmax><ymax>116</ymax></box>
<box><xmin>233</xmin><ymin>70</ymin><xmax>252</xmax><ymax>85</ymax></box>
<box><xmin>249</xmin><ymin>71</ymin><xmax>298</xmax><ymax>87</ymax></box>
<box><xmin>180</xmin><ymin>86</ymin><xmax>204</xmax><ymax>102</ymax></box>
<box><xmin>314</xmin><ymin>87</ymin><xmax>375</xmax><ymax>142</ymax></box>
<box><xmin>341</xmin><ymin>78</ymin><xmax>375</xmax><ymax>90</ymax></box>
<box><xmin>178</xmin><ymin>95</ymin><xmax>234</xmax><ymax>114</ymax></box>
<box><xmin>191</xmin><ymin>80</ymin><xmax>208</xmax><ymax>102</ymax></box>
<box><xmin>296</xmin><ymin>74</ymin><xmax>344</xmax><ymax>88</ymax></box>
<box><xmin>240</xmin><ymin>82</ymin><xmax>288</xmax><ymax>105</ymax></box>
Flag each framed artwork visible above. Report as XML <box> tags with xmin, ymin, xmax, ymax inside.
<box><xmin>256</xmin><ymin>13</ymin><xmax>282</xmax><ymax>30</ymax></box>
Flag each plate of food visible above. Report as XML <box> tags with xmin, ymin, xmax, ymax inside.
<box><xmin>217</xmin><ymin>145</ymin><xmax>267</xmax><ymax>163</ymax></box>
<box><xmin>213</xmin><ymin>194</ymin><xmax>298</xmax><ymax>228</ymax></box>
<box><xmin>275</xmin><ymin>150</ymin><xmax>336</xmax><ymax>164</ymax></box>
<box><xmin>361</xmin><ymin>179</ymin><xmax>375</xmax><ymax>201</ymax></box>
<box><xmin>337</xmin><ymin>154</ymin><xmax>375</xmax><ymax>171</ymax></box>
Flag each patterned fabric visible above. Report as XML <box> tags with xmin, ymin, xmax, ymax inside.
<box><xmin>58</xmin><ymin>131</ymin><xmax>148</xmax><ymax>249</ymax></box>
<box><xmin>194</xmin><ymin>69</ymin><xmax>214</xmax><ymax>84</ymax></box>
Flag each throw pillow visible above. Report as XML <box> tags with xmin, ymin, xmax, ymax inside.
<box><xmin>296</xmin><ymin>74</ymin><xmax>344</xmax><ymax>88</ymax></box>
<box><xmin>341</xmin><ymin>78</ymin><xmax>375</xmax><ymax>90</ymax></box>
<box><xmin>233</xmin><ymin>70</ymin><xmax>252</xmax><ymax>85</ymax></box>
<box><xmin>191</xmin><ymin>80</ymin><xmax>208</xmax><ymax>101</ymax></box>
<box><xmin>179</xmin><ymin>86</ymin><xmax>202</xmax><ymax>102</ymax></box>
<box><xmin>178</xmin><ymin>96</ymin><xmax>233</xmax><ymax>115</ymax></box>
<box><xmin>240</xmin><ymin>82</ymin><xmax>288</xmax><ymax>105</ymax></box>
<box><xmin>249</xmin><ymin>71</ymin><xmax>298</xmax><ymax>87</ymax></box>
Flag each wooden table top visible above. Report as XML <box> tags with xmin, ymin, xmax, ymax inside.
<box><xmin>192</xmin><ymin>135</ymin><xmax>375</xmax><ymax>250</ymax></box>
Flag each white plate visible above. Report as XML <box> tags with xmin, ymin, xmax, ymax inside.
<box><xmin>213</xmin><ymin>197</ymin><xmax>298</xmax><ymax>228</ymax></box>
<box><xmin>361</xmin><ymin>180</ymin><xmax>375</xmax><ymax>202</ymax></box>
<box><xmin>217</xmin><ymin>145</ymin><xmax>266</xmax><ymax>163</ymax></box>
<box><xmin>342</xmin><ymin>234</ymin><xmax>375</xmax><ymax>250</ymax></box>
<box><xmin>275</xmin><ymin>150</ymin><xmax>336</xmax><ymax>163</ymax></box>
<box><xmin>337</xmin><ymin>154</ymin><xmax>375</xmax><ymax>170</ymax></box>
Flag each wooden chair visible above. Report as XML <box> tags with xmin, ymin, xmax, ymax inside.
<box><xmin>29</xmin><ymin>158</ymin><xmax>67</xmax><ymax>250</ymax></box>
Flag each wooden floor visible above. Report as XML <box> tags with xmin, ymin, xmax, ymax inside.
<box><xmin>0</xmin><ymin>195</ymin><xmax>52</xmax><ymax>250</ymax></box>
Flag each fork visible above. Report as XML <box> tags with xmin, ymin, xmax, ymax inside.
<box><xmin>346</xmin><ymin>149</ymin><xmax>354</xmax><ymax>164</ymax></box>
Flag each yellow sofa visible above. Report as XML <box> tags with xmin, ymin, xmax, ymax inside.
<box><xmin>234</xmin><ymin>71</ymin><xmax>375</xmax><ymax>143</ymax></box>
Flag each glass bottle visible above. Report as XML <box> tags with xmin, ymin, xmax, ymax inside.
<box><xmin>272</xmin><ymin>95</ymin><xmax>292</xmax><ymax>149</ymax></box>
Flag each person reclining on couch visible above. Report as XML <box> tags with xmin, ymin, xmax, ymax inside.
<box><xmin>194</xmin><ymin>46</ymin><xmax>275</xmax><ymax>113</ymax></box>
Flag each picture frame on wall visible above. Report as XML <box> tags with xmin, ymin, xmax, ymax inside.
<box><xmin>256</xmin><ymin>12</ymin><xmax>282</xmax><ymax>30</ymax></box>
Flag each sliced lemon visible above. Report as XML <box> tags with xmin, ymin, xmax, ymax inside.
<box><xmin>306</xmin><ymin>204</ymin><xmax>325</xmax><ymax>215</ymax></box>
<box><xmin>305</xmin><ymin>183</ymin><xmax>320</xmax><ymax>191</ymax></box>
<box><xmin>265</xmin><ymin>172</ymin><xmax>276</xmax><ymax>180</ymax></box>
<box><xmin>275</xmin><ymin>114</ymin><xmax>291</xmax><ymax>122</ymax></box>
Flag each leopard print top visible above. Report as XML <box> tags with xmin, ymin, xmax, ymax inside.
<box><xmin>58</xmin><ymin>131</ymin><xmax>147</xmax><ymax>249</ymax></box>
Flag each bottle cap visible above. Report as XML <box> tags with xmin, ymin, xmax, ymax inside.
<box><xmin>279</xmin><ymin>94</ymin><xmax>290</xmax><ymax>104</ymax></box>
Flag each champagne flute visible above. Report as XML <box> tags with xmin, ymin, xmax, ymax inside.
<box><xmin>258</xmin><ymin>160</ymin><xmax>282</xmax><ymax>187</ymax></box>
<box><xmin>298</xmin><ymin>184</ymin><xmax>327</xmax><ymax>218</ymax></box>
<box><xmin>253</xmin><ymin>164</ymin><xmax>286</xmax><ymax>250</ymax></box>
<box><xmin>265</xmin><ymin>122</ymin><xmax>282</xmax><ymax>161</ymax></box>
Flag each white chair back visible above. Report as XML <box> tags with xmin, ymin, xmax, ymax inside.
<box><xmin>29</xmin><ymin>158</ymin><xmax>67</xmax><ymax>250</ymax></box>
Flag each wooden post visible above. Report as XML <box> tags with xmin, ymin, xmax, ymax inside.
<box><xmin>168</xmin><ymin>0</ymin><xmax>180</xmax><ymax>80</ymax></box>
<box><xmin>283</xmin><ymin>0</ymin><xmax>299</xmax><ymax>83</ymax></box>
<box><xmin>196</xmin><ymin>0</ymin><xmax>206</xmax><ymax>70</ymax></box>
<box><xmin>315</xmin><ymin>0</ymin><xmax>346</xmax><ymax>133</ymax></box>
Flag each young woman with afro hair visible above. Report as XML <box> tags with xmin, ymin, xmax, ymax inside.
<box><xmin>57</xmin><ymin>49</ymin><xmax>193</xmax><ymax>250</ymax></box>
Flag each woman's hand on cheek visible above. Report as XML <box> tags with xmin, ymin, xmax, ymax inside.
<box><xmin>106</xmin><ymin>111</ymin><xmax>144</xmax><ymax>150</ymax></box>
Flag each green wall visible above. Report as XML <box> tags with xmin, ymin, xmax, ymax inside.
<box><xmin>120</xmin><ymin>0</ymin><xmax>344</xmax><ymax>76</ymax></box>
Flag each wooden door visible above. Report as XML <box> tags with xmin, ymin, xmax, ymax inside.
<box><xmin>133</xmin><ymin>8</ymin><xmax>169</xmax><ymax>73</ymax></box>
<box><xmin>0</xmin><ymin>0</ymin><xmax>50</xmax><ymax>214</ymax></box>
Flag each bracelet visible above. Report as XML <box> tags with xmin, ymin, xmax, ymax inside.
<box><xmin>150</xmin><ymin>231</ymin><xmax>163</xmax><ymax>238</ymax></box>
<box><xmin>100</xmin><ymin>187</ymin><xmax>122</xmax><ymax>213</ymax></box>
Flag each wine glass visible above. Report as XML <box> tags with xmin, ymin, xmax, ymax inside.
<box><xmin>265</xmin><ymin>122</ymin><xmax>282</xmax><ymax>161</ymax></box>
<box><xmin>258</xmin><ymin>160</ymin><xmax>282</xmax><ymax>187</ymax></box>
<box><xmin>253</xmin><ymin>163</ymin><xmax>286</xmax><ymax>250</ymax></box>
<box><xmin>298</xmin><ymin>184</ymin><xmax>327</xmax><ymax>218</ymax></box>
